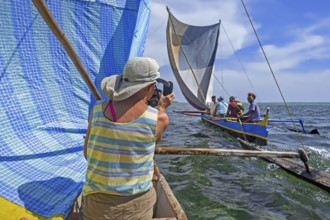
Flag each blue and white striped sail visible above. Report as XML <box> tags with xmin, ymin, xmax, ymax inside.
<box><xmin>166</xmin><ymin>11</ymin><xmax>220</xmax><ymax>110</ymax></box>
<box><xmin>0</xmin><ymin>0</ymin><xmax>150</xmax><ymax>218</ymax></box>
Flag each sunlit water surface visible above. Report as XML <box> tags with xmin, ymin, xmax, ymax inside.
<box><xmin>155</xmin><ymin>102</ymin><xmax>330</xmax><ymax>220</ymax></box>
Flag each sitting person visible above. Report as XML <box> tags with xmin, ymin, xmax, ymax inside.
<box><xmin>226</xmin><ymin>96</ymin><xmax>238</xmax><ymax>117</ymax></box>
<box><xmin>210</xmin><ymin>95</ymin><xmax>217</xmax><ymax>116</ymax></box>
<box><xmin>215</xmin><ymin>96</ymin><xmax>228</xmax><ymax>117</ymax></box>
<box><xmin>81</xmin><ymin>57</ymin><xmax>175</xmax><ymax>219</ymax></box>
<box><xmin>241</xmin><ymin>92</ymin><xmax>260</xmax><ymax>122</ymax></box>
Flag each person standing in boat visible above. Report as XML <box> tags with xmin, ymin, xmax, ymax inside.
<box><xmin>214</xmin><ymin>96</ymin><xmax>228</xmax><ymax>117</ymax></box>
<box><xmin>81</xmin><ymin>57</ymin><xmax>175</xmax><ymax>219</ymax></box>
<box><xmin>241</xmin><ymin>92</ymin><xmax>260</xmax><ymax>122</ymax></box>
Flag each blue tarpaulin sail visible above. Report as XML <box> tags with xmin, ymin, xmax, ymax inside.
<box><xmin>0</xmin><ymin>0</ymin><xmax>151</xmax><ymax>218</ymax></box>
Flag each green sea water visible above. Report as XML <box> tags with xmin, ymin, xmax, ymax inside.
<box><xmin>155</xmin><ymin>102</ymin><xmax>330</xmax><ymax>220</ymax></box>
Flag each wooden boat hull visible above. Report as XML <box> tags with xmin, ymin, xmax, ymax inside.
<box><xmin>68</xmin><ymin>174</ymin><xmax>187</xmax><ymax>220</ymax></box>
<box><xmin>201</xmin><ymin>115</ymin><xmax>268</xmax><ymax>146</ymax></box>
<box><xmin>153</xmin><ymin>174</ymin><xmax>187</xmax><ymax>219</ymax></box>
<box><xmin>237</xmin><ymin>138</ymin><xmax>330</xmax><ymax>193</ymax></box>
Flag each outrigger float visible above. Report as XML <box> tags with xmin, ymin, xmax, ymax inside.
<box><xmin>237</xmin><ymin>138</ymin><xmax>330</xmax><ymax>193</ymax></box>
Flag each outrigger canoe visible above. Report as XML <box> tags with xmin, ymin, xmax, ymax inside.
<box><xmin>166</xmin><ymin>9</ymin><xmax>269</xmax><ymax>145</ymax></box>
<box><xmin>68</xmin><ymin>174</ymin><xmax>188</xmax><ymax>220</ymax></box>
<box><xmin>201</xmin><ymin>110</ymin><xmax>269</xmax><ymax>146</ymax></box>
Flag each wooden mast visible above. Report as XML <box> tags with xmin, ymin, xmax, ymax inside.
<box><xmin>32</xmin><ymin>0</ymin><xmax>102</xmax><ymax>100</ymax></box>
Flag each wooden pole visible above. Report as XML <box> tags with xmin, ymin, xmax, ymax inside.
<box><xmin>32</xmin><ymin>0</ymin><xmax>102</xmax><ymax>100</ymax></box>
<box><xmin>155</xmin><ymin>147</ymin><xmax>301</xmax><ymax>158</ymax></box>
<box><xmin>238</xmin><ymin>118</ymin><xmax>247</xmax><ymax>141</ymax></box>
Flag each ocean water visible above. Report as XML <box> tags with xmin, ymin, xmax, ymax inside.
<box><xmin>155</xmin><ymin>102</ymin><xmax>330</xmax><ymax>220</ymax></box>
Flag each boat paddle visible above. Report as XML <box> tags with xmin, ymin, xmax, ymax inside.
<box><xmin>237</xmin><ymin>118</ymin><xmax>247</xmax><ymax>141</ymax></box>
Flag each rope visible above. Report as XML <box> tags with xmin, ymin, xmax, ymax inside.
<box><xmin>213</xmin><ymin>74</ymin><xmax>230</xmax><ymax>97</ymax></box>
<box><xmin>240</xmin><ymin>0</ymin><xmax>304</xmax><ymax>147</ymax></box>
<box><xmin>167</xmin><ymin>8</ymin><xmax>207</xmax><ymax>103</ymax></box>
<box><xmin>221</xmin><ymin>24</ymin><xmax>260</xmax><ymax>103</ymax></box>
<box><xmin>213</xmin><ymin>23</ymin><xmax>230</xmax><ymax>98</ymax></box>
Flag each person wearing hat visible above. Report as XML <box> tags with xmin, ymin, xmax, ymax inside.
<box><xmin>241</xmin><ymin>92</ymin><xmax>260</xmax><ymax>122</ymax></box>
<box><xmin>214</xmin><ymin>96</ymin><xmax>228</xmax><ymax>117</ymax></box>
<box><xmin>226</xmin><ymin>96</ymin><xmax>239</xmax><ymax>117</ymax></box>
<box><xmin>81</xmin><ymin>57</ymin><xmax>175</xmax><ymax>219</ymax></box>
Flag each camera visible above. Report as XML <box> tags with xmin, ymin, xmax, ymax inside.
<box><xmin>147</xmin><ymin>79</ymin><xmax>173</xmax><ymax>107</ymax></box>
<box><xmin>157</xmin><ymin>78</ymin><xmax>173</xmax><ymax>96</ymax></box>
<box><xmin>147</xmin><ymin>88</ymin><xmax>162</xmax><ymax>107</ymax></box>
<box><xmin>162</xmin><ymin>81</ymin><xmax>173</xmax><ymax>96</ymax></box>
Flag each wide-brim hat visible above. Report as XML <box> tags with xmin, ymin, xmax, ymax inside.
<box><xmin>101</xmin><ymin>57</ymin><xmax>166</xmax><ymax>101</ymax></box>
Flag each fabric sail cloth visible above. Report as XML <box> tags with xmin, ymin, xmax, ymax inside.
<box><xmin>0</xmin><ymin>0</ymin><xmax>150</xmax><ymax>219</ymax></box>
<box><xmin>166</xmin><ymin>10</ymin><xmax>220</xmax><ymax>110</ymax></box>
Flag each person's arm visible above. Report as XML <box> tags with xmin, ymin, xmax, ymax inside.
<box><xmin>242</xmin><ymin>103</ymin><xmax>255</xmax><ymax>117</ymax></box>
<box><xmin>84</xmin><ymin>112</ymin><xmax>93</xmax><ymax>160</ymax></box>
<box><xmin>155</xmin><ymin>93</ymin><xmax>175</xmax><ymax>143</ymax></box>
<box><xmin>242</xmin><ymin>110</ymin><xmax>253</xmax><ymax>117</ymax></box>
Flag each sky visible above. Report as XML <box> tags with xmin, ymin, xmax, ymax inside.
<box><xmin>143</xmin><ymin>0</ymin><xmax>330</xmax><ymax>103</ymax></box>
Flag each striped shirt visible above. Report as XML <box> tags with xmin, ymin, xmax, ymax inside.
<box><xmin>83</xmin><ymin>101</ymin><xmax>158</xmax><ymax>196</ymax></box>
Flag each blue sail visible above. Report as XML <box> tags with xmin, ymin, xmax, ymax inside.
<box><xmin>0</xmin><ymin>0</ymin><xmax>150</xmax><ymax>218</ymax></box>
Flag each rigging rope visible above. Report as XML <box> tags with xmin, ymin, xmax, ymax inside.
<box><xmin>213</xmin><ymin>74</ymin><xmax>230</xmax><ymax>97</ymax></box>
<box><xmin>220</xmin><ymin>24</ymin><xmax>260</xmax><ymax>103</ymax></box>
<box><xmin>240</xmin><ymin>0</ymin><xmax>305</xmax><ymax>147</ymax></box>
<box><xmin>214</xmin><ymin>23</ymin><xmax>229</xmax><ymax>98</ymax></box>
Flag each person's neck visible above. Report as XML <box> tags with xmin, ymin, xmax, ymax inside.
<box><xmin>110</xmin><ymin>92</ymin><xmax>149</xmax><ymax>123</ymax></box>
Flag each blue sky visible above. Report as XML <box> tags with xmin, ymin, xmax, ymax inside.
<box><xmin>144</xmin><ymin>0</ymin><xmax>330</xmax><ymax>103</ymax></box>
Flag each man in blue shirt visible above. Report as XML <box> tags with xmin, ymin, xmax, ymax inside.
<box><xmin>215</xmin><ymin>96</ymin><xmax>228</xmax><ymax>116</ymax></box>
<box><xmin>241</xmin><ymin>92</ymin><xmax>260</xmax><ymax>122</ymax></box>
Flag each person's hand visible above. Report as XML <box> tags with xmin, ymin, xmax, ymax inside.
<box><xmin>158</xmin><ymin>92</ymin><xmax>175</xmax><ymax>111</ymax></box>
<box><xmin>152</xmin><ymin>164</ymin><xmax>161</xmax><ymax>182</ymax></box>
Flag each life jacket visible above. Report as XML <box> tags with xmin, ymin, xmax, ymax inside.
<box><xmin>236</xmin><ymin>101</ymin><xmax>244</xmax><ymax>113</ymax></box>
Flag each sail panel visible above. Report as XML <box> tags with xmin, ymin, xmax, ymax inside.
<box><xmin>0</xmin><ymin>0</ymin><xmax>151</xmax><ymax>218</ymax></box>
<box><xmin>167</xmin><ymin>11</ymin><xmax>219</xmax><ymax>110</ymax></box>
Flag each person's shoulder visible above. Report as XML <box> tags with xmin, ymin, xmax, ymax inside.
<box><xmin>92</xmin><ymin>100</ymin><xmax>105</xmax><ymax>111</ymax></box>
<box><xmin>147</xmin><ymin>106</ymin><xmax>159</xmax><ymax>114</ymax></box>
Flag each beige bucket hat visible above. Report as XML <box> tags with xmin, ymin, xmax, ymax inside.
<box><xmin>101</xmin><ymin>57</ymin><xmax>166</xmax><ymax>101</ymax></box>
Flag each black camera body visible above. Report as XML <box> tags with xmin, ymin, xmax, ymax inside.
<box><xmin>162</xmin><ymin>81</ymin><xmax>173</xmax><ymax>96</ymax></box>
<box><xmin>147</xmin><ymin>79</ymin><xmax>173</xmax><ymax>107</ymax></box>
